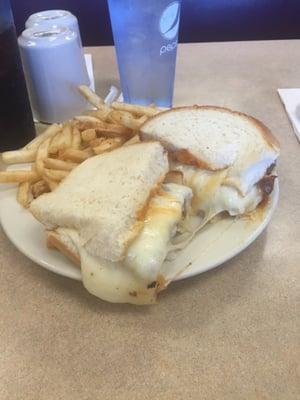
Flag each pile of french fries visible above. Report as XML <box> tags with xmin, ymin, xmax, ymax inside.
<box><xmin>0</xmin><ymin>86</ymin><xmax>161</xmax><ymax>208</ymax></box>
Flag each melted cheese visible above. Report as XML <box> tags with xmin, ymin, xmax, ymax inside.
<box><xmin>125</xmin><ymin>183</ymin><xmax>192</xmax><ymax>282</ymax></box>
<box><xmin>80</xmin><ymin>250</ymin><xmax>158</xmax><ymax>305</ymax></box>
<box><xmin>216</xmin><ymin>185</ymin><xmax>262</xmax><ymax>216</ymax></box>
<box><xmin>60</xmin><ymin>183</ymin><xmax>192</xmax><ymax>305</ymax></box>
<box><xmin>167</xmin><ymin>166</ymin><xmax>263</xmax><ymax>255</ymax></box>
<box><xmin>178</xmin><ymin>165</ymin><xmax>262</xmax><ymax>228</ymax></box>
<box><xmin>62</xmin><ymin>228</ymin><xmax>157</xmax><ymax>305</ymax></box>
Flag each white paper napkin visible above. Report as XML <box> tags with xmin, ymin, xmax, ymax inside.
<box><xmin>278</xmin><ymin>88</ymin><xmax>300</xmax><ymax>142</ymax></box>
<box><xmin>84</xmin><ymin>53</ymin><xmax>95</xmax><ymax>91</ymax></box>
<box><xmin>84</xmin><ymin>56</ymin><xmax>122</xmax><ymax>106</ymax></box>
<box><xmin>104</xmin><ymin>86</ymin><xmax>119</xmax><ymax>105</ymax></box>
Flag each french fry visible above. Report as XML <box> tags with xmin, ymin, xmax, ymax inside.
<box><xmin>93</xmin><ymin>137</ymin><xmax>125</xmax><ymax>155</ymax></box>
<box><xmin>17</xmin><ymin>181</ymin><xmax>31</xmax><ymax>208</ymax></box>
<box><xmin>96</xmin><ymin>123</ymin><xmax>132</xmax><ymax>138</ymax></box>
<box><xmin>48</xmin><ymin>124</ymin><xmax>72</xmax><ymax>154</ymax></box>
<box><xmin>81</xmin><ymin>128</ymin><xmax>97</xmax><ymax>142</ymax></box>
<box><xmin>78</xmin><ymin>85</ymin><xmax>104</xmax><ymax>108</ymax></box>
<box><xmin>44</xmin><ymin>158</ymin><xmax>78</xmax><ymax>171</ymax></box>
<box><xmin>105</xmin><ymin>112</ymin><xmax>118</xmax><ymax>124</ymax></box>
<box><xmin>30</xmin><ymin>167</ymin><xmax>41</xmax><ymax>184</ymax></box>
<box><xmin>75</xmin><ymin>119</ymin><xmax>132</xmax><ymax>137</ymax></box>
<box><xmin>83</xmin><ymin>147</ymin><xmax>94</xmax><ymax>157</ymax></box>
<box><xmin>1</xmin><ymin>148</ymin><xmax>37</xmax><ymax>165</ymax></box>
<box><xmin>71</xmin><ymin>126</ymin><xmax>81</xmax><ymax>149</ymax></box>
<box><xmin>58</xmin><ymin>124</ymin><xmax>72</xmax><ymax>150</ymax></box>
<box><xmin>109</xmin><ymin>110</ymin><xmax>132</xmax><ymax>124</ymax></box>
<box><xmin>25</xmin><ymin>123</ymin><xmax>62</xmax><ymax>151</ymax></box>
<box><xmin>123</xmin><ymin>115</ymin><xmax>141</xmax><ymax>130</ymax></box>
<box><xmin>48</xmin><ymin>132</ymin><xmax>62</xmax><ymax>155</ymax></box>
<box><xmin>89</xmin><ymin>138</ymin><xmax>106</xmax><ymax>147</ymax></box>
<box><xmin>124</xmin><ymin>135</ymin><xmax>140</xmax><ymax>146</ymax></box>
<box><xmin>75</xmin><ymin>115</ymin><xmax>102</xmax><ymax>124</ymax></box>
<box><xmin>61</xmin><ymin>148</ymin><xmax>90</xmax><ymax>163</ymax></box>
<box><xmin>92</xmin><ymin>108</ymin><xmax>112</xmax><ymax>122</ymax></box>
<box><xmin>43</xmin><ymin>176</ymin><xmax>58</xmax><ymax>191</ymax></box>
<box><xmin>61</xmin><ymin>124</ymin><xmax>73</xmax><ymax>147</ymax></box>
<box><xmin>31</xmin><ymin>180</ymin><xmax>49</xmax><ymax>198</ymax></box>
<box><xmin>110</xmin><ymin>111</ymin><xmax>145</xmax><ymax>130</ymax></box>
<box><xmin>82</xmin><ymin>108</ymin><xmax>112</xmax><ymax>122</ymax></box>
<box><xmin>74</xmin><ymin>119</ymin><xmax>106</xmax><ymax>132</ymax></box>
<box><xmin>111</xmin><ymin>102</ymin><xmax>159</xmax><ymax>117</ymax></box>
<box><xmin>0</xmin><ymin>170</ymin><xmax>38</xmax><ymax>184</ymax></box>
<box><xmin>35</xmin><ymin>137</ymin><xmax>51</xmax><ymax>176</ymax></box>
<box><xmin>120</xmin><ymin>116</ymin><xmax>141</xmax><ymax>130</ymax></box>
<box><xmin>43</xmin><ymin>168</ymin><xmax>69</xmax><ymax>181</ymax></box>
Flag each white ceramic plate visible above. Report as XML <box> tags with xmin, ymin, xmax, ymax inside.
<box><xmin>0</xmin><ymin>181</ymin><xmax>279</xmax><ymax>281</ymax></box>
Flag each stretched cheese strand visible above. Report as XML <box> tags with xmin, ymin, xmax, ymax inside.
<box><xmin>125</xmin><ymin>183</ymin><xmax>192</xmax><ymax>282</ymax></box>
<box><xmin>169</xmin><ymin>166</ymin><xmax>263</xmax><ymax>253</ymax></box>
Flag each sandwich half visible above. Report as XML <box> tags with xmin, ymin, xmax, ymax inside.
<box><xmin>30</xmin><ymin>142</ymin><xmax>193</xmax><ymax>304</ymax></box>
<box><xmin>141</xmin><ymin>106</ymin><xmax>280</xmax><ymax>235</ymax></box>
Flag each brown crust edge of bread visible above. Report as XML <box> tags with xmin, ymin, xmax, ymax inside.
<box><xmin>46</xmin><ymin>231</ymin><xmax>81</xmax><ymax>267</ymax></box>
<box><xmin>172</xmin><ymin>149</ymin><xmax>214</xmax><ymax>170</ymax></box>
<box><xmin>141</xmin><ymin>105</ymin><xmax>280</xmax><ymax>155</ymax></box>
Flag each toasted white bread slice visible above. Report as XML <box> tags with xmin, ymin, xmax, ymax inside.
<box><xmin>141</xmin><ymin>106</ymin><xmax>280</xmax><ymax>195</ymax></box>
<box><xmin>47</xmin><ymin>230</ymin><xmax>81</xmax><ymax>266</ymax></box>
<box><xmin>30</xmin><ymin>142</ymin><xmax>169</xmax><ymax>262</ymax></box>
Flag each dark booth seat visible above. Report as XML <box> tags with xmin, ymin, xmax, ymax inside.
<box><xmin>11</xmin><ymin>0</ymin><xmax>300</xmax><ymax>46</ymax></box>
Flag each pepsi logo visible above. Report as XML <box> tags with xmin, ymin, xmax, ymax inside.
<box><xmin>159</xmin><ymin>1</ymin><xmax>180</xmax><ymax>40</ymax></box>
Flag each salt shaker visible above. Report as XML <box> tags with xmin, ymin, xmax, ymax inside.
<box><xmin>18</xmin><ymin>26</ymin><xmax>90</xmax><ymax>123</ymax></box>
<box><xmin>25</xmin><ymin>10</ymin><xmax>82</xmax><ymax>47</ymax></box>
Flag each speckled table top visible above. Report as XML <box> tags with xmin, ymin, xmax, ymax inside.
<box><xmin>0</xmin><ymin>41</ymin><xmax>299</xmax><ymax>400</ymax></box>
